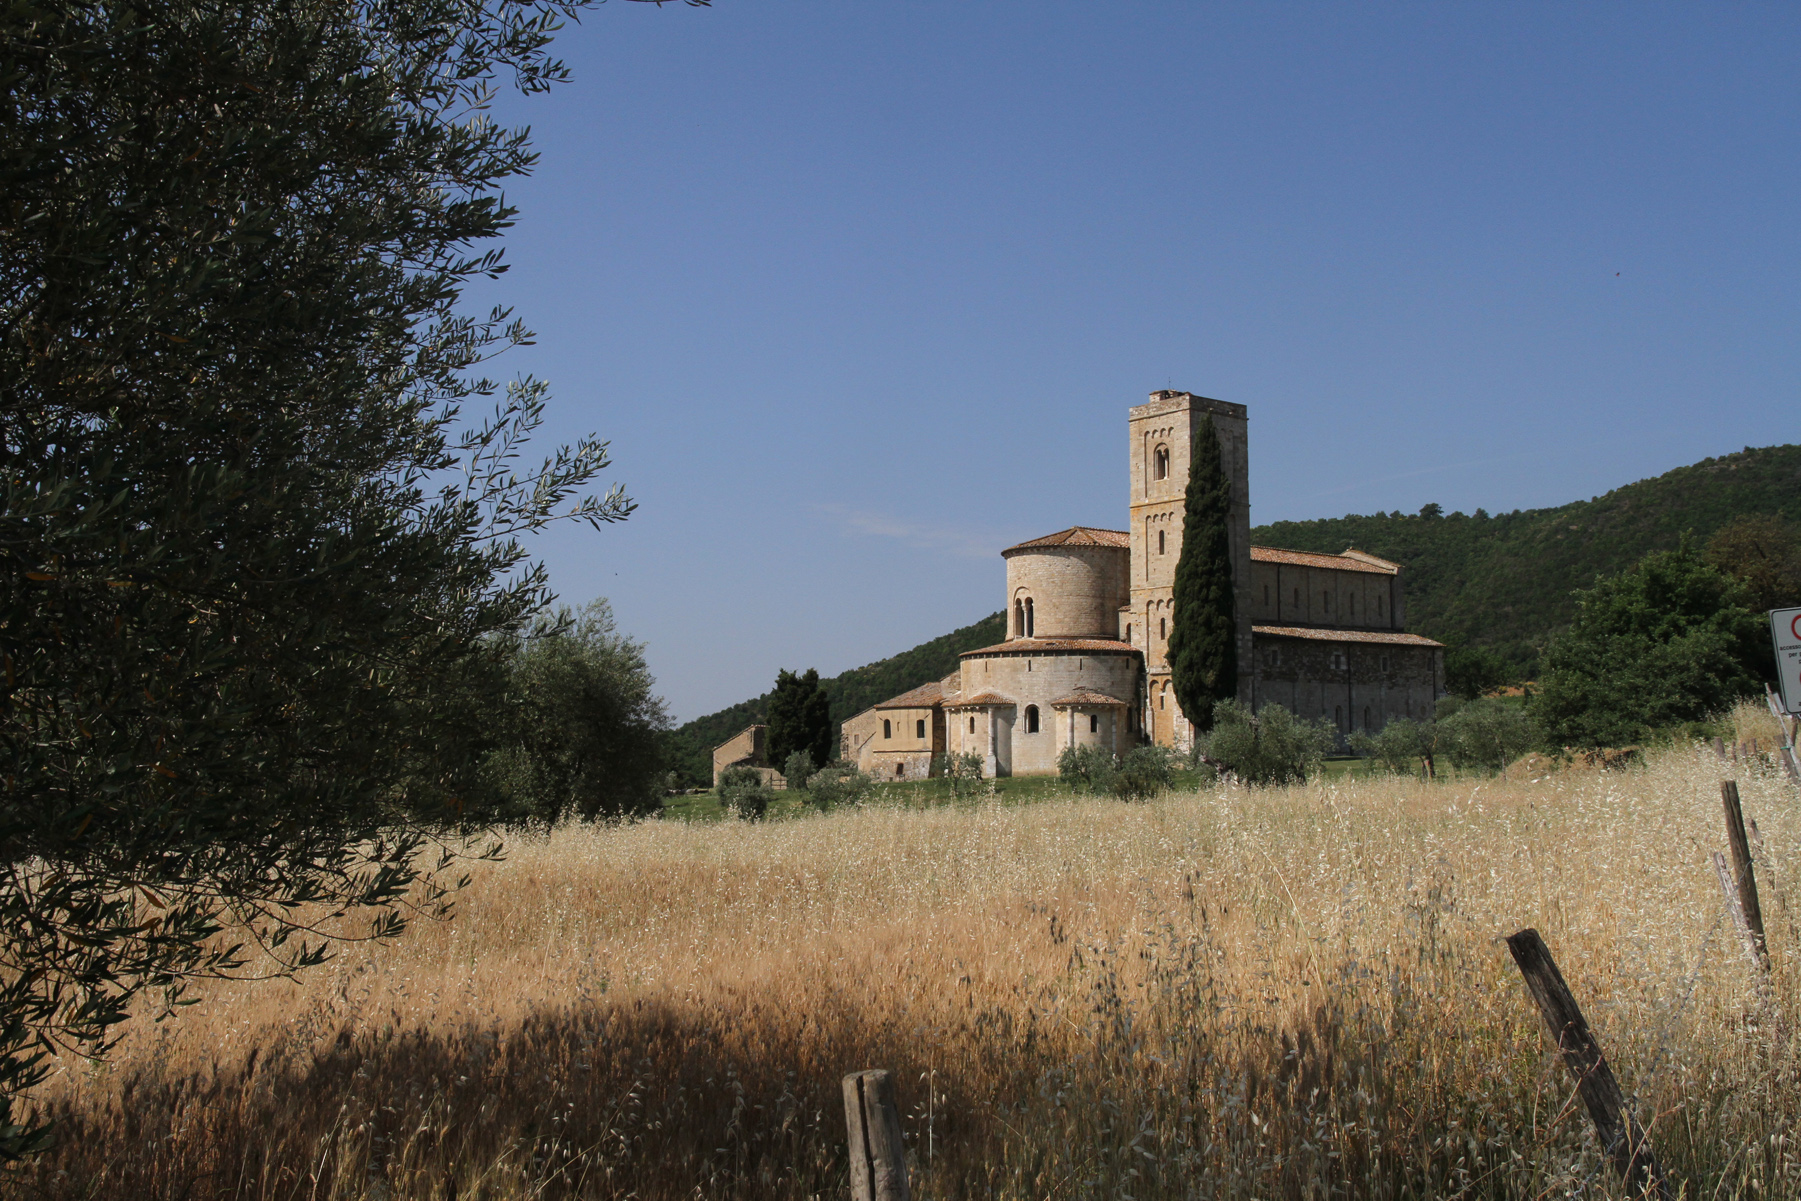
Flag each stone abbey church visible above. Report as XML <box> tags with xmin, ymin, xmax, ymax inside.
<box><xmin>718</xmin><ymin>390</ymin><xmax>1447</xmax><ymax>784</ymax></box>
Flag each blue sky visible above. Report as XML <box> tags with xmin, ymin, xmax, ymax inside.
<box><xmin>467</xmin><ymin>2</ymin><xmax>1800</xmax><ymax>722</ymax></box>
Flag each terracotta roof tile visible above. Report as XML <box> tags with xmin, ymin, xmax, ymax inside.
<box><xmin>1049</xmin><ymin>687</ymin><xmax>1127</xmax><ymax>707</ymax></box>
<box><xmin>962</xmin><ymin>637</ymin><xmax>1138</xmax><ymax>656</ymax></box>
<box><xmin>873</xmin><ymin>681</ymin><xmax>945</xmax><ymax>710</ymax></box>
<box><xmin>946</xmin><ymin>690</ymin><xmax>1015</xmax><ymax>707</ymax></box>
<box><xmin>1250</xmin><ymin>545</ymin><xmax>1400</xmax><ymax>574</ymax></box>
<box><xmin>1002</xmin><ymin>526</ymin><xmax>1131</xmax><ymax>554</ymax></box>
<box><xmin>1253</xmin><ymin>625</ymin><xmax>1443</xmax><ymax>647</ymax></box>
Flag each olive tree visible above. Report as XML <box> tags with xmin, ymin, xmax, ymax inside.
<box><xmin>0</xmin><ymin>0</ymin><xmax>693</xmax><ymax>1156</ymax></box>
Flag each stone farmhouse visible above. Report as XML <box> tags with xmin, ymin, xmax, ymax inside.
<box><xmin>719</xmin><ymin>390</ymin><xmax>1446</xmax><ymax>783</ymax></box>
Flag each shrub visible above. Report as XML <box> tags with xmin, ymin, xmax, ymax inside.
<box><xmin>1057</xmin><ymin>744</ymin><xmax>1118</xmax><ymax>795</ymax></box>
<box><xmin>716</xmin><ymin>766</ymin><xmax>774</xmax><ymax>820</ymax></box>
<box><xmin>1112</xmin><ymin>745</ymin><xmax>1177</xmax><ymax>800</ymax></box>
<box><xmin>933</xmin><ymin>751</ymin><xmax>987</xmax><ymax>799</ymax></box>
<box><xmin>783</xmin><ymin>750</ymin><xmax>817</xmax><ymax>793</ymax></box>
<box><xmin>1444</xmin><ymin>644</ymin><xmax>1513</xmax><ymax>699</ymax></box>
<box><xmin>1199</xmin><ymin>700</ymin><xmax>1335</xmax><ymax>786</ymax></box>
<box><xmin>1439</xmin><ymin>698</ymin><xmax>1541</xmax><ymax>774</ymax></box>
<box><xmin>1348</xmin><ymin>718</ymin><xmax>1431</xmax><ymax>775</ymax></box>
<box><xmin>805</xmin><ymin>763</ymin><xmax>874</xmax><ymax>810</ymax></box>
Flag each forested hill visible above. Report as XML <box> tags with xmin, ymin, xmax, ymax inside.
<box><xmin>1253</xmin><ymin>443</ymin><xmax>1801</xmax><ymax>670</ymax></box>
<box><xmin>664</xmin><ymin>611</ymin><xmax>1006</xmax><ymax>786</ymax></box>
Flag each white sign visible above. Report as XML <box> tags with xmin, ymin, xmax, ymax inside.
<box><xmin>1772</xmin><ymin>607</ymin><xmax>1801</xmax><ymax>715</ymax></box>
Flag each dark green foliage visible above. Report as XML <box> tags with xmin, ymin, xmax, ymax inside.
<box><xmin>1444</xmin><ymin>644</ymin><xmax>1514</xmax><ymax>699</ymax></box>
<box><xmin>1057</xmin><ymin>744</ymin><xmax>1118</xmax><ymax>794</ymax></box>
<box><xmin>0</xmin><ymin>0</ymin><xmax>635</xmax><ymax>1158</ymax></box>
<box><xmin>1349</xmin><ymin>718</ymin><xmax>1432</xmax><ymax>774</ymax></box>
<box><xmin>1707</xmin><ymin>513</ymin><xmax>1801</xmax><ymax>613</ymax></box>
<box><xmin>715</xmin><ymin>767</ymin><xmax>772</xmax><ymax>820</ymax></box>
<box><xmin>766</xmin><ymin>668</ymin><xmax>831</xmax><ymax>771</ymax></box>
<box><xmin>1167</xmin><ymin>417</ymin><xmax>1237</xmax><ymax>732</ymax></box>
<box><xmin>1112</xmin><ymin>745</ymin><xmax>1178</xmax><ymax>799</ymax></box>
<box><xmin>782</xmin><ymin>750</ymin><xmax>816</xmax><ymax>793</ymax></box>
<box><xmin>803</xmin><ymin>762</ymin><xmax>872</xmax><ymax>810</ymax></box>
<box><xmin>480</xmin><ymin>601</ymin><xmax>669</xmax><ymax>825</ymax></box>
<box><xmin>1537</xmin><ymin>543</ymin><xmax>1767</xmax><ymax>748</ymax></box>
<box><xmin>1199</xmin><ymin>701</ymin><xmax>1336</xmax><ymax>785</ymax></box>
<box><xmin>1253</xmin><ymin>445</ymin><xmax>1801</xmax><ymax>675</ymax></box>
<box><xmin>662</xmin><ymin>612</ymin><xmax>1006</xmax><ymax>786</ymax></box>
<box><xmin>1437</xmin><ymin>698</ymin><xmax>1541</xmax><ymax>773</ymax></box>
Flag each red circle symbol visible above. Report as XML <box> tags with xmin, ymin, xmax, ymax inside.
<box><xmin>1793</xmin><ymin>614</ymin><xmax>1801</xmax><ymax>641</ymax></box>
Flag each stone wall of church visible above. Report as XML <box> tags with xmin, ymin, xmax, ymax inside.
<box><xmin>1250</xmin><ymin>635</ymin><xmax>1443</xmax><ymax>747</ymax></box>
<box><xmin>1004</xmin><ymin>545</ymin><xmax>1130</xmax><ymax>639</ymax></box>
<box><xmin>954</xmin><ymin>649</ymin><xmax>1140</xmax><ymax>776</ymax></box>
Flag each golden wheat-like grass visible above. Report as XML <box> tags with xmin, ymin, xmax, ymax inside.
<box><xmin>14</xmin><ymin>703</ymin><xmax>1801</xmax><ymax>1199</ymax></box>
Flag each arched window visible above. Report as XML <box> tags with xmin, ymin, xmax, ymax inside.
<box><xmin>1377</xmin><ymin>595</ymin><xmax>1385</xmax><ymax>617</ymax></box>
<box><xmin>1153</xmin><ymin>444</ymin><xmax>1170</xmax><ymax>480</ymax></box>
<box><xmin>1363</xmin><ymin>706</ymin><xmax>1371</xmax><ymax>730</ymax></box>
<box><xmin>1349</xmin><ymin>594</ymin><xmax>1356</xmax><ymax>617</ymax></box>
<box><xmin>1125</xmin><ymin>623</ymin><xmax>1132</xmax><ymax>643</ymax></box>
<box><xmin>1293</xmin><ymin>587</ymin><xmax>1301</xmax><ymax>607</ymax></box>
<box><xmin>1263</xmin><ymin>584</ymin><xmax>1270</xmax><ymax>606</ymax></box>
<box><xmin>1322</xmin><ymin>592</ymin><xmax>1331</xmax><ymax>611</ymax></box>
<box><xmin>1157</xmin><ymin>529</ymin><xmax>1166</xmax><ymax>555</ymax></box>
<box><xmin>882</xmin><ymin>718</ymin><xmax>892</xmax><ymax>738</ymax></box>
<box><xmin>1089</xmin><ymin>713</ymin><xmax>1099</xmax><ymax>733</ymax></box>
<box><xmin>968</xmin><ymin>716</ymin><xmax>976</xmax><ymax>733</ymax></box>
<box><xmin>915</xmin><ymin>719</ymin><xmax>925</xmax><ymax>738</ymax></box>
<box><xmin>1014</xmin><ymin>598</ymin><xmax>1025</xmax><ymax>638</ymax></box>
<box><xmin>1026</xmin><ymin>597</ymin><xmax>1036</xmax><ymax>637</ymax></box>
<box><xmin>1159</xmin><ymin>617</ymin><xmax>1166</xmax><ymax>640</ymax></box>
<box><xmin>1025</xmin><ymin>705</ymin><xmax>1040</xmax><ymax>733</ymax></box>
<box><xmin>1158</xmin><ymin>689</ymin><xmax>1167</xmax><ymax>710</ymax></box>
<box><xmin>1335</xmin><ymin>704</ymin><xmax>1344</xmax><ymax>729</ymax></box>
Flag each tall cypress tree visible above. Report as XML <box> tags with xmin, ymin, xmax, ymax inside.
<box><xmin>766</xmin><ymin>668</ymin><xmax>830</xmax><ymax>769</ymax></box>
<box><xmin>1166</xmin><ymin>416</ymin><xmax>1238</xmax><ymax>733</ymax></box>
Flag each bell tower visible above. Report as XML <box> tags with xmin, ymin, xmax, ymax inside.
<box><xmin>1126</xmin><ymin>391</ymin><xmax>1254</xmax><ymax>747</ymax></box>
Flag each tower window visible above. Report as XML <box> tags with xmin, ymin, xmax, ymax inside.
<box><xmin>1363</xmin><ymin>706</ymin><xmax>1371</xmax><ymax>730</ymax></box>
<box><xmin>1335</xmin><ymin>704</ymin><xmax>1344</xmax><ymax>729</ymax></box>
<box><xmin>1378</xmin><ymin>595</ymin><xmax>1385</xmax><ymax>617</ymax></box>
<box><xmin>1153</xmin><ymin>444</ymin><xmax>1170</xmax><ymax>480</ymax></box>
<box><xmin>883</xmin><ymin>719</ymin><xmax>892</xmax><ymax>739</ymax></box>
<box><xmin>916</xmin><ymin>719</ymin><xmax>925</xmax><ymax>738</ymax></box>
<box><xmin>1323</xmin><ymin>592</ymin><xmax>1331</xmax><ymax>611</ymax></box>
<box><xmin>1263</xmin><ymin>584</ymin><xmax>1270</xmax><ymax>606</ymax></box>
<box><xmin>1025</xmin><ymin>705</ymin><xmax>1040</xmax><ymax>734</ymax></box>
<box><xmin>1158</xmin><ymin>530</ymin><xmax>1166</xmax><ymax>555</ymax></box>
<box><xmin>1026</xmin><ymin>597</ymin><xmax>1035</xmax><ymax>637</ymax></box>
<box><xmin>1125</xmin><ymin>623</ymin><xmax>1132</xmax><ymax>643</ymax></box>
<box><xmin>1089</xmin><ymin>713</ymin><xmax>1099</xmax><ymax>733</ymax></box>
<box><xmin>1294</xmin><ymin>587</ymin><xmax>1301</xmax><ymax>607</ymax></box>
<box><xmin>1159</xmin><ymin>617</ymin><xmax>1166</xmax><ymax>640</ymax></box>
<box><xmin>1349</xmin><ymin>595</ymin><xmax>1356</xmax><ymax>617</ymax></box>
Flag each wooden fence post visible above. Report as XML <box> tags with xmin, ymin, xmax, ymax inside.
<box><xmin>1505</xmin><ymin>929</ymin><xmax>1670</xmax><ymax>1200</ymax></box>
<box><xmin>1720</xmin><ymin>781</ymin><xmax>1770</xmax><ymax>971</ymax></box>
<box><xmin>844</xmin><ymin>1070</ymin><xmax>910</xmax><ymax>1201</ymax></box>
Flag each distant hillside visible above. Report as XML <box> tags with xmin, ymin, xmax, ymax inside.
<box><xmin>1253</xmin><ymin>443</ymin><xmax>1801</xmax><ymax>671</ymax></box>
<box><xmin>664</xmin><ymin>611</ymin><xmax>1006</xmax><ymax>786</ymax></box>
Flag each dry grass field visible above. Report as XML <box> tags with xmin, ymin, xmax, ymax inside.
<box><xmin>13</xmin><ymin>703</ymin><xmax>1801</xmax><ymax>1200</ymax></box>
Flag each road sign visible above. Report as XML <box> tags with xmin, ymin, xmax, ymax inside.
<box><xmin>1772</xmin><ymin>607</ymin><xmax>1801</xmax><ymax>715</ymax></box>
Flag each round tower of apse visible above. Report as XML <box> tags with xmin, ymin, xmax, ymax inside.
<box><xmin>1001</xmin><ymin>527</ymin><xmax>1131</xmax><ymax>640</ymax></box>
